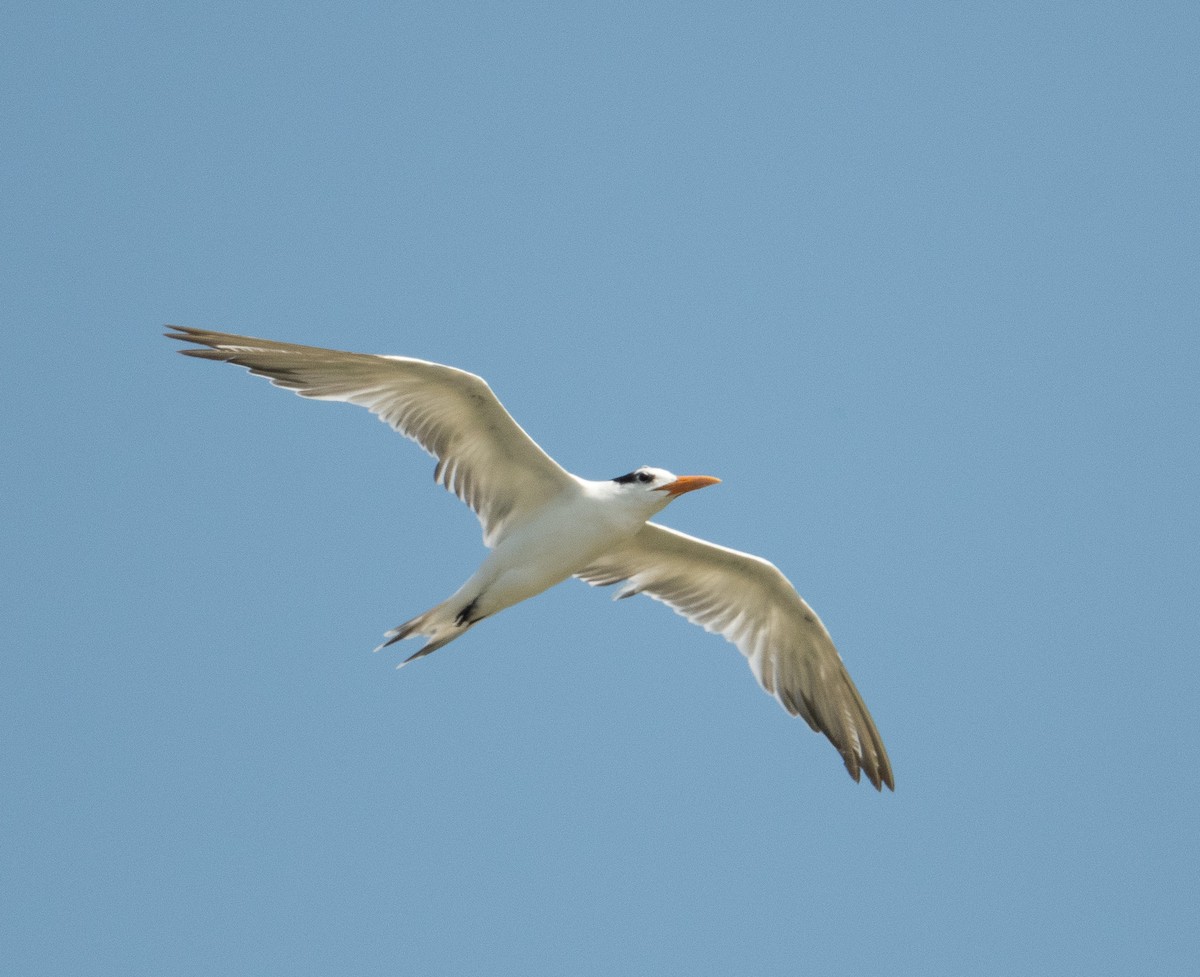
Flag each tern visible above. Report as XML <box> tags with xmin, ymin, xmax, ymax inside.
<box><xmin>168</xmin><ymin>326</ymin><xmax>893</xmax><ymax>790</ymax></box>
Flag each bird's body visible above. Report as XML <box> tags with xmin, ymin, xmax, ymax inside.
<box><xmin>383</xmin><ymin>476</ymin><xmax>675</xmax><ymax>657</ymax></box>
<box><xmin>168</xmin><ymin>326</ymin><xmax>894</xmax><ymax>790</ymax></box>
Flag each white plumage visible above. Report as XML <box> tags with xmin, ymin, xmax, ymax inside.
<box><xmin>168</xmin><ymin>326</ymin><xmax>893</xmax><ymax>790</ymax></box>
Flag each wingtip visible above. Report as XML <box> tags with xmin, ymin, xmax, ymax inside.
<box><xmin>857</xmin><ymin>761</ymin><xmax>895</xmax><ymax>793</ymax></box>
<box><xmin>842</xmin><ymin>748</ymin><xmax>894</xmax><ymax>792</ymax></box>
<box><xmin>165</xmin><ymin>325</ymin><xmax>220</xmax><ymax>354</ymax></box>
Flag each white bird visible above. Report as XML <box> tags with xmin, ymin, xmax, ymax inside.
<box><xmin>168</xmin><ymin>326</ymin><xmax>894</xmax><ymax>790</ymax></box>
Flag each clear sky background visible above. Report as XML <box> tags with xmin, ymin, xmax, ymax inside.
<box><xmin>4</xmin><ymin>2</ymin><xmax>1197</xmax><ymax>974</ymax></box>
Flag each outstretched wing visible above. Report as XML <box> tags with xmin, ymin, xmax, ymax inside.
<box><xmin>577</xmin><ymin>523</ymin><xmax>893</xmax><ymax>790</ymax></box>
<box><xmin>167</xmin><ymin>326</ymin><xmax>576</xmax><ymax>547</ymax></box>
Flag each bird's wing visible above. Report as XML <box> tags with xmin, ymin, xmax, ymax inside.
<box><xmin>576</xmin><ymin>522</ymin><xmax>893</xmax><ymax>790</ymax></box>
<box><xmin>167</xmin><ymin>326</ymin><xmax>576</xmax><ymax>547</ymax></box>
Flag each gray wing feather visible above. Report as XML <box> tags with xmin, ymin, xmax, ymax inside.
<box><xmin>167</xmin><ymin>326</ymin><xmax>575</xmax><ymax>546</ymax></box>
<box><xmin>578</xmin><ymin>522</ymin><xmax>893</xmax><ymax>790</ymax></box>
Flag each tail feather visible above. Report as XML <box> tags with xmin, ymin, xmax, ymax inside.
<box><xmin>374</xmin><ymin>598</ymin><xmax>477</xmax><ymax>665</ymax></box>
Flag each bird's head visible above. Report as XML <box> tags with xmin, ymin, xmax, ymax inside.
<box><xmin>610</xmin><ymin>466</ymin><xmax>721</xmax><ymax>515</ymax></box>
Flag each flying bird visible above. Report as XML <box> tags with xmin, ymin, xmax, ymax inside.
<box><xmin>167</xmin><ymin>326</ymin><xmax>893</xmax><ymax>790</ymax></box>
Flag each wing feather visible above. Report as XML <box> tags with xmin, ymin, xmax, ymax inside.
<box><xmin>577</xmin><ymin>523</ymin><xmax>893</xmax><ymax>790</ymax></box>
<box><xmin>167</xmin><ymin>326</ymin><xmax>575</xmax><ymax>546</ymax></box>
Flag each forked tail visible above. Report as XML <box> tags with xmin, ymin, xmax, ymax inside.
<box><xmin>374</xmin><ymin>596</ymin><xmax>485</xmax><ymax>665</ymax></box>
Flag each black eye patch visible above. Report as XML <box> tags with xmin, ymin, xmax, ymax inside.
<box><xmin>613</xmin><ymin>470</ymin><xmax>651</xmax><ymax>485</ymax></box>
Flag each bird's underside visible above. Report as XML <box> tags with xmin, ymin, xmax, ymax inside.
<box><xmin>167</xmin><ymin>325</ymin><xmax>894</xmax><ymax>791</ymax></box>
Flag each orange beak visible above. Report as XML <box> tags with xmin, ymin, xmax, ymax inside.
<box><xmin>656</xmin><ymin>475</ymin><xmax>721</xmax><ymax>497</ymax></box>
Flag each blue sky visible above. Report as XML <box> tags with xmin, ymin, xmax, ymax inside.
<box><xmin>4</xmin><ymin>2</ymin><xmax>1197</xmax><ymax>974</ymax></box>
